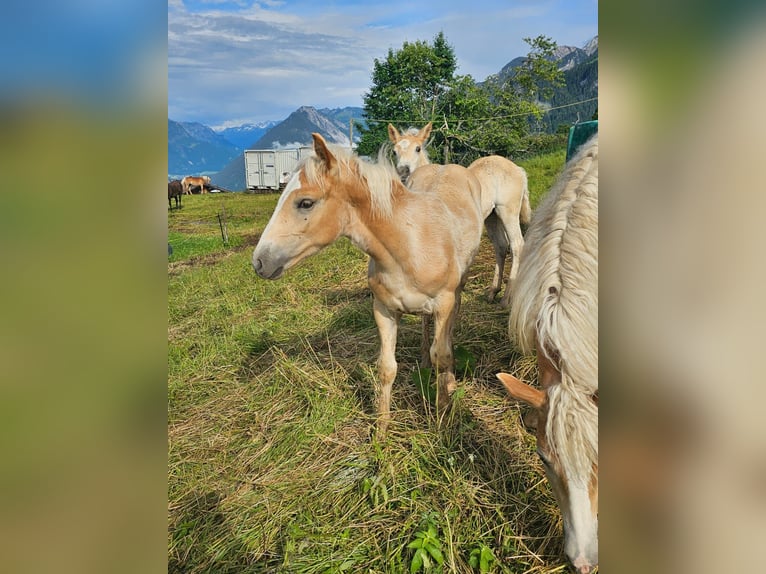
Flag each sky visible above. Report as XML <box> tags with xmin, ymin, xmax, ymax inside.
<box><xmin>168</xmin><ymin>0</ymin><xmax>597</xmax><ymax>129</ymax></box>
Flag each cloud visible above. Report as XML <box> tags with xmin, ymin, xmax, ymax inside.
<box><xmin>169</xmin><ymin>1</ymin><xmax>597</xmax><ymax>125</ymax></box>
<box><xmin>169</xmin><ymin>4</ymin><xmax>381</xmax><ymax>124</ymax></box>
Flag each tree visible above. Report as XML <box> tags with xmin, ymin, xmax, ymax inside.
<box><xmin>357</xmin><ymin>32</ymin><xmax>456</xmax><ymax>157</ymax></box>
<box><xmin>357</xmin><ymin>33</ymin><xmax>565</xmax><ymax>162</ymax></box>
<box><xmin>512</xmin><ymin>35</ymin><xmax>565</xmax><ymax>103</ymax></box>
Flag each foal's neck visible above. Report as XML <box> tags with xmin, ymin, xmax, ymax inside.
<box><xmin>342</xmin><ymin>179</ymin><xmax>406</xmax><ymax>271</ymax></box>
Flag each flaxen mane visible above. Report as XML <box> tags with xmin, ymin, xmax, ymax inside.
<box><xmin>301</xmin><ymin>144</ymin><xmax>398</xmax><ymax>220</ymax></box>
<box><xmin>508</xmin><ymin>134</ymin><xmax>598</xmax><ymax>486</ymax></box>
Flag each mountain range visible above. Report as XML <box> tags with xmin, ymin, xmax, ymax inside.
<box><xmin>217</xmin><ymin>121</ymin><xmax>280</xmax><ymax>150</ymax></box>
<box><xmin>168</xmin><ymin>35</ymin><xmax>597</xmax><ymax>189</ymax></box>
<box><xmin>211</xmin><ymin>106</ymin><xmax>365</xmax><ymax>190</ymax></box>
<box><xmin>168</xmin><ymin>120</ymin><xmax>241</xmax><ymax>178</ymax></box>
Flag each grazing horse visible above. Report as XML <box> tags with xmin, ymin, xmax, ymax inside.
<box><xmin>168</xmin><ymin>179</ymin><xmax>183</xmax><ymax>209</ymax></box>
<box><xmin>497</xmin><ymin>134</ymin><xmax>598</xmax><ymax>574</ymax></box>
<box><xmin>181</xmin><ymin>175</ymin><xmax>211</xmax><ymax>195</ymax></box>
<box><xmin>252</xmin><ymin>133</ymin><xmax>484</xmax><ymax>434</ymax></box>
<box><xmin>388</xmin><ymin>122</ymin><xmax>532</xmax><ymax>307</ymax></box>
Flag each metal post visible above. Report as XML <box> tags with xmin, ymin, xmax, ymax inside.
<box><xmin>218</xmin><ymin>204</ymin><xmax>229</xmax><ymax>246</ymax></box>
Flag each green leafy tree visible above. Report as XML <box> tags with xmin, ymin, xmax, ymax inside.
<box><xmin>512</xmin><ymin>35</ymin><xmax>565</xmax><ymax>102</ymax></box>
<box><xmin>357</xmin><ymin>32</ymin><xmax>456</xmax><ymax>157</ymax></box>
<box><xmin>358</xmin><ymin>33</ymin><xmax>565</xmax><ymax>162</ymax></box>
<box><xmin>456</xmin><ymin>35</ymin><xmax>564</xmax><ymax>158</ymax></box>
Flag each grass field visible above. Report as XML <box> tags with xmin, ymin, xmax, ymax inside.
<box><xmin>168</xmin><ymin>149</ymin><xmax>572</xmax><ymax>573</ymax></box>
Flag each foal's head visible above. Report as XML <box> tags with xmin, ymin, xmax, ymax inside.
<box><xmin>498</xmin><ymin>351</ymin><xmax>598</xmax><ymax>574</ymax></box>
<box><xmin>252</xmin><ymin>134</ymin><xmax>351</xmax><ymax>280</ymax></box>
<box><xmin>252</xmin><ymin>133</ymin><xmax>398</xmax><ymax>281</ymax></box>
<box><xmin>387</xmin><ymin>122</ymin><xmax>432</xmax><ymax>182</ymax></box>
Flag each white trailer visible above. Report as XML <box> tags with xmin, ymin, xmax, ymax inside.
<box><xmin>244</xmin><ymin>147</ymin><xmax>312</xmax><ymax>191</ymax></box>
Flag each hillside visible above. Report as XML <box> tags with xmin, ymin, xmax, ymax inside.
<box><xmin>250</xmin><ymin>106</ymin><xmax>354</xmax><ymax>149</ymax></box>
<box><xmin>542</xmin><ymin>45</ymin><xmax>598</xmax><ymax>131</ymax></box>
<box><xmin>319</xmin><ymin>106</ymin><xmax>367</xmax><ymax>135</ymax></box>
<box><xmin>212</xmin><ymin>106</ymin><xmax>363</xmax><ymax>190</ymax></box>
<box><xmin>168</xmin><ymin>120</ymin><xmax>241</xmax><ymax>179</ymax></box>
<box><xmin>484</xmin><ymin>35</ymin><xmax>598</xmax><ymax>132</ymax></box>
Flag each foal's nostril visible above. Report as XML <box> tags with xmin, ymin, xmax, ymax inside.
<box><xmin>254</xmin><ymin>258</ymin><xmax>263</xmax><ymax>272</ymax></box>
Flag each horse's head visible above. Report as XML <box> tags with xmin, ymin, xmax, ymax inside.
<box><xmin>252</xmin><ymin>133</ymin><xmax>347</xmax><ymax>280</ymax></box>
<box><xmin>387</xmin><ymin>122</ymin><xmax>431</xmax><ymax>183</ymax></box>
<box><xmin>498</xmin><ymin>352</ymin><xmax>598</xmax><ymax>574</ymax></box>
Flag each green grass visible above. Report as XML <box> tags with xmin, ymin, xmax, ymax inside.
<box><xmin>517</xmin><ymin>149</ymin><xmax>567</xmax><ymax>209</ymax></box>
<box><xmin>168</xmin><ymin>149</ymin><xmax>570</xmax><ymax>573</ymax></box>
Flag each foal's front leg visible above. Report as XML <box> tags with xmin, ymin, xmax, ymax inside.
<box><xmin>372</xmin><ymin>298</ymin><xmax>400</xmax><ymax>436</ymax></box>
<box><xmin>430</xmin><ymin>292</ymin><xmax>459</xmax><ymax>417</ymax></box>
<box><xmin>420</xmin><ymin>315</ymin><xmax>432</xmax><ymax>368</ymax></box>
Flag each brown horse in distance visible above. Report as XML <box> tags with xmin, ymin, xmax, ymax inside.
<box><xmin>168</xmin><ymin>180</ymin><xmax>183</xmax><ymax>209</ymax></box>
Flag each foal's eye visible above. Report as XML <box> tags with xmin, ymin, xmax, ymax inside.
<box><xmin>297</xmin><ymin>198</ymin><xmax>315</xmax><ymax>210</ymax></box>
<box><xmin>415</xmin><ymin>146</ymin><xmax>421</xmax><ymax>152</ymax></box>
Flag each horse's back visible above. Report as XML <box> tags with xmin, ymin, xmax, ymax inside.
<box><xmin>467</xmin><ymin>155</ymin><xmax>527</xmax><ymax>215</ymax></box>
<box><xmin>509</xmin><ymin>135</ymin><xmax>598</xmax><ymax>391</ymax></box>
<box><xmin>168</xmin><ymin>180</ymin><xmax>182</xmax><ymax>197</ymax></box>
<box><xmin>409</xmin><ymin>164</ymin><xmax>482</xmax><ymax>210</ymax></box>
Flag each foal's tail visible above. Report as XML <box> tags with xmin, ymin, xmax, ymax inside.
<box><xmin>519</xmin><ymin>167</ymin><xmax>532</xmax><ymax>225</ymax></box>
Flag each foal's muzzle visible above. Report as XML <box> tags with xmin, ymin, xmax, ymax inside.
<box><xmin>252</xmin><ymin>249</ymin><xmax>285</xmax><ymax>280</ymax></box>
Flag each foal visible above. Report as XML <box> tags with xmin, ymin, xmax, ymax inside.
<box><xmin>388</xmin><ymin>122</ymin><xmax>531</xmax><ymax>307</ymax></box>
<box><xmin>253</xmin><ymin>134</ymin><xmax>484</xmax><ymax>433</ymax></box>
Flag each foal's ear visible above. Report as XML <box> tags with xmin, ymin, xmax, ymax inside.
<box><xmin>420</xmin><ymin>122</ymin><xmax>433</xmax><ymax>141</ymax></box>
<box><xmin>497</xmin><ymin>373</ymin><xmax>546</xmax><ymax>409</ymax></box>
<box><xmin>312</xmin><ymin>133</ymin><xmax>337</xmax><ymax>173</ymax></box>
<box><xmin>387</xmin><ymin>123</ymin><xmax>400</xmax><ymax>143</ymax></box>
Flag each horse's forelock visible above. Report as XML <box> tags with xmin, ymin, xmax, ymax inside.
<box><xmin>303</xmin><ymin>144</ymin><xmax>396</xmax><ymax>220</ymax></box>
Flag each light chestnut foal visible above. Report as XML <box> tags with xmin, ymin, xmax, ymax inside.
<box><xmin>252</xmin><ymin>134</ymin><xmax>484</xmax><ymax>434</ymax></box>
<box><xmin>388</xmin><ymin>122</ymin><xmax>531</xmax><ymax>307</ymax></box>
<box><xmin>498</xmin><ymin>134</ymin><xmax>598</xmax><ymax>574</ymax></box>
<box><xmin>181</xmin><ymin>175</ymin><xmax>211</xmax><ymax>195</ymax></box>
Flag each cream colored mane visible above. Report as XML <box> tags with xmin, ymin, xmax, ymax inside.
<box><xmin>508</xmin><ymin>134</ymin><xmax>599</xmax><ymax>485</ymax></box>
<box><xmin>300</xmin><ymin>144</ymin><xmax>399</xmax><ymax>220</ymax></box>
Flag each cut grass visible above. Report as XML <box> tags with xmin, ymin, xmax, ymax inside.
<box><xmin>169</xmin><ymin>149</ymin><xmax>570</xmax><ymax>573</ymax></box>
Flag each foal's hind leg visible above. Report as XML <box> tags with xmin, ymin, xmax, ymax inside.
<box><xmin>495</xmin><ymin>206</ymin><xmax>525</xmax><ymax>309</ymax></box>
<box><xmin>372</xmin><ymin>298</ymin><xmax>400</xmax><ymax>436</ymax></box>
<box><xmin>484</xmin><ymin>211</ymin><xmax>509</xmax><ymax>303</ymax></box>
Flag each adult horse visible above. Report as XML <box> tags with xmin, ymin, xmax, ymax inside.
<box><xmin>252</xmin><ymin>134</ymin><xmax>484</xmax><ymax>434</ymax></box>
<box><xmin>181</xmin><ymin>175</ymin><xmax>211</xmax><ymax>195</ymax></box>
<box><xmin>388</xmin><ymin>122</ymin><xmax>531</xmax><ymax>307</ymax></box>
<box><xmin>497</xmin><ymin>134</ymin><xmax>598</xmax><ymax>573</ymax></box>
<box><xmin>168</xmin><ymin>179</ymin><xmax>183</xmax><ymax>209</ymax></box>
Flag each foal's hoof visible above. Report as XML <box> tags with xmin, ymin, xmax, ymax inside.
<box><xmin>373</xmin><ymin>424</ymin><xmax>390</xmax><ymax>444</ymax></box>
<box><xmin>436</xmin><ymin>377</ymin><xmax>458</xmax><ymax>413</ymax></box>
